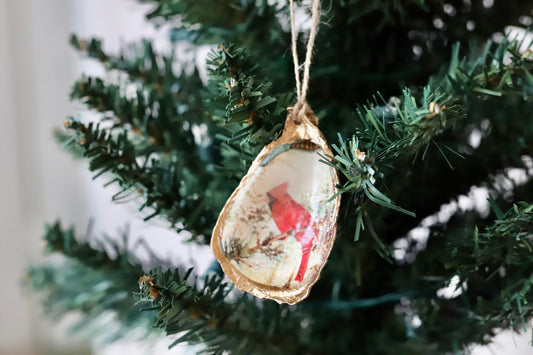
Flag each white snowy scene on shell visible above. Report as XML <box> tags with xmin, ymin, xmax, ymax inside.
<box><xmin>217</xmin><ymin>147</ymin><xmax>337</xmax><ymax>289</ymax></box>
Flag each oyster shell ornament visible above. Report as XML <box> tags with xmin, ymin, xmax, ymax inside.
<box><xmin>211</xmin><ymin>105</ymin><xmax>341</xmax><ymax>304</ymax></box>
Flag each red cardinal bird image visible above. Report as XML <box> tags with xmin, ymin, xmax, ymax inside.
<box><xmin>267</xmin><ymin>181</ymin><xmax>318</xmax><ymax>282</ymax></box>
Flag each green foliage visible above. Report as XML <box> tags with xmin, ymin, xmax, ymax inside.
<box><xmin>321</xmin><ymin>84</ymin><xmax>463</xmax><ymax>246</ymax></box>
<box><xmin>64</xmin><ymin>37</ymin><xmax>231</xmax><ymax>240</ymax></box>
<box><xmin>24</xmin><ymin>0</ymin><xmax>533</xmax><ymax>354</ymax></box>
<box><xmin>456</xmin><ymin>202</ymin><xmax>533</xmax><ymax>331</ymax></box>
<box><xmin>136</xmin><ymin>268</ymin><xmax>312</xmax><ymax>354</ymax></box>
<box><xmin>25</xmin><ymin>222</ymin><xmax>156</xmax><ymax>342</ymax></box>
<box><xmin>206</xmin><ymin>44</ymin><xmax>294</xmax><ymax>176</ymax></box>
<box><xmin>443</xmin><ymin>40</ymin><xmax>533</xmax><ymax>99</ymax></box>
<box><xmin>142</xmin><ymin>0</ymin><xmax>287</xmax><ymax>50</ymax></box>
<box><xmin>408</xmin><ymin>202</ymin><xmax>533</xmax><ymax>350</ymax></box>
<box><xmin>65</xmin><ymin>36</ymin><xmax>294</xmax><ymax>238</ymax></box>
<box><xmin>337</xmin><ymin>0</ymin><xmax>428</xmax><ymax>30</ymax></box>
<box><xmin>206</xmin><ymin>45</ymin><xmax>281</xmax><ymax>125</ymax></box>
<box><xmin>64</xmin><ymin>118</ymin><xmax>207</xmax><ymax>234</ymax></box>
<box><xmin>322</xmin><ymin>36</ymin><xmax>533</xmax><ymax>251</ymax></box>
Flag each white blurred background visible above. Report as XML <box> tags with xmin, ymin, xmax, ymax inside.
<box><xmin>0</xmin><ymin>0</ymin><xmax>530</xmax><ymax>354</ymax></box>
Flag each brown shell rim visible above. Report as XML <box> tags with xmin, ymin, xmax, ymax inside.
<box><xmin>211</xmin><ymin>107</ymin><xmax>341</xmax><ymax>305</ymax></box>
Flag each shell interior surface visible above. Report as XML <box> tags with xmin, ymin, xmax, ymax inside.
<box><xmin>211</xmin><ymin>108</ymin><xmax>340</xmax><ymax>304</ymax></box>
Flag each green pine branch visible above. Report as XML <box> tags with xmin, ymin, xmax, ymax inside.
<box><xmin>27</xmin><ymin>223</ymin><xmax>313</xmax><ymax>354</ymax></box>
<box><xmin>338</xmin><ymin>0</ymin><xmax>428</xmax><ymax>30</ymax></box>
<box><xmin>320</xmin><ymin>85</ymin><xmax>462</xmax><ymax>250</ymax></box>
<box><xmin>136</xmin><ymin>267</ymin><xmax>314</xmax><ymax>354</ymax></box>
<box><xmin>63</xmin><ymin>119</ymin><xmax>217</xmax><ymax>240</ymax></box>
<box><xmin>139</xmin><ymin>0</ymin><xmax>285</xmax><ymax>49</ymax></box>
<box><xmin>42</xmin><ymin>221</ymin><xmax>141</xmax><ymax>269</ymax></box>
<box><xmin>409</xmin><ymin>202</ymin><xmax>533</xmax><ymax>350</ymax></box>
<box><xmin>70</xmin><ymin>76</ymin><xmax>199</xmax><ymax>152</ymax></box>
<box><xmin>26</xmin><ymin>206</ymin><xmax>533</xmax><ymax>354</ymax></box>
<box><xmin>70</xmin><ymin>35</ymin><xmax>207</xmax><ymax>106</ymax></box>
<box><xmin>206</xmin><ymin>44</ymin><xmax>293</xmax><ymax>177</ymax></box>
<box><xmin>207</xmin><ymin>45</ymin><xmax>282</xmax><ymax>125</ymax></box>
<box><xmin>444</xmin><ymin>39</ymin><xmax>533</xmax><ymax>99</ymax></box>
<box><xmin>25</xmin><ymin>222</ymin><xmax>156</xmax><ymax>342</ymax></box>
<box><xmin>65</xmin><ymin>38</ymin><xmax>240</xmax><ymax>240</ymax></box>
<box><xmin>71</xmin><ymin>35</ymin><xmax>182</xmax><ymax>93</ymax></box>
<box><xmin>382</xmin><ymin>37</ymin><xmax>533</xmax><ymax>238</ymax></box>
<box><xmin>65</xmin><ymin>40</ymin><xmax>294</xmax><ymax>239</ymax></box>
<box><xmin>69</xmin><ymin>35</ymin><xmax>207</xmax><ymax>150</ymax></box>
<box><xmin>322</xmin><ymin>35</ymin><xmax>533</xmax><ymax>249</ymax></box>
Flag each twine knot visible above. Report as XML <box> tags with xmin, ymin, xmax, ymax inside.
<box><xmin>292</xmin><ymin>101</ymin><xmax>318</xmax><ymax>126</ymax></box>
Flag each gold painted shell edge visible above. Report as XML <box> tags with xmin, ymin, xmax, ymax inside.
<box><xmin>210</xmin><ymin>108</ymin><xmax>341</xmax><ymax>305</ymax></box>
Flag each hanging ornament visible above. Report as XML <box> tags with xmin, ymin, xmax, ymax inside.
<box><xmin>211</xmin><ymin>0</ymin><xmax>340</xmax><ymax>304</ymax></box>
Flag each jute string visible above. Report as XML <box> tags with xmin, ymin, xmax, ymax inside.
<box><xmin>289</xmin><ymin>0</ymin><xmax>321</xmax><ymax>122</ymax></box>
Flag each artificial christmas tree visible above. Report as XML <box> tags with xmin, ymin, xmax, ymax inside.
<box><xmin>26</xmin><ymin>0</ymin><xmax>533</xmax><ymax>353</ymax></box>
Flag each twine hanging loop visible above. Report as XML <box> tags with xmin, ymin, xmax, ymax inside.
<box><xmin>289</xmin><ymin>0</ymin><xmax>321</xmax><ymax>123</ymax></box>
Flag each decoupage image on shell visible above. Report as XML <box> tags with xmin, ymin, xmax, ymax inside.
<box><xmin>211</xmin><ymin>109</ymin><xmax>341</xmax><ymax>304</ymax></box>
